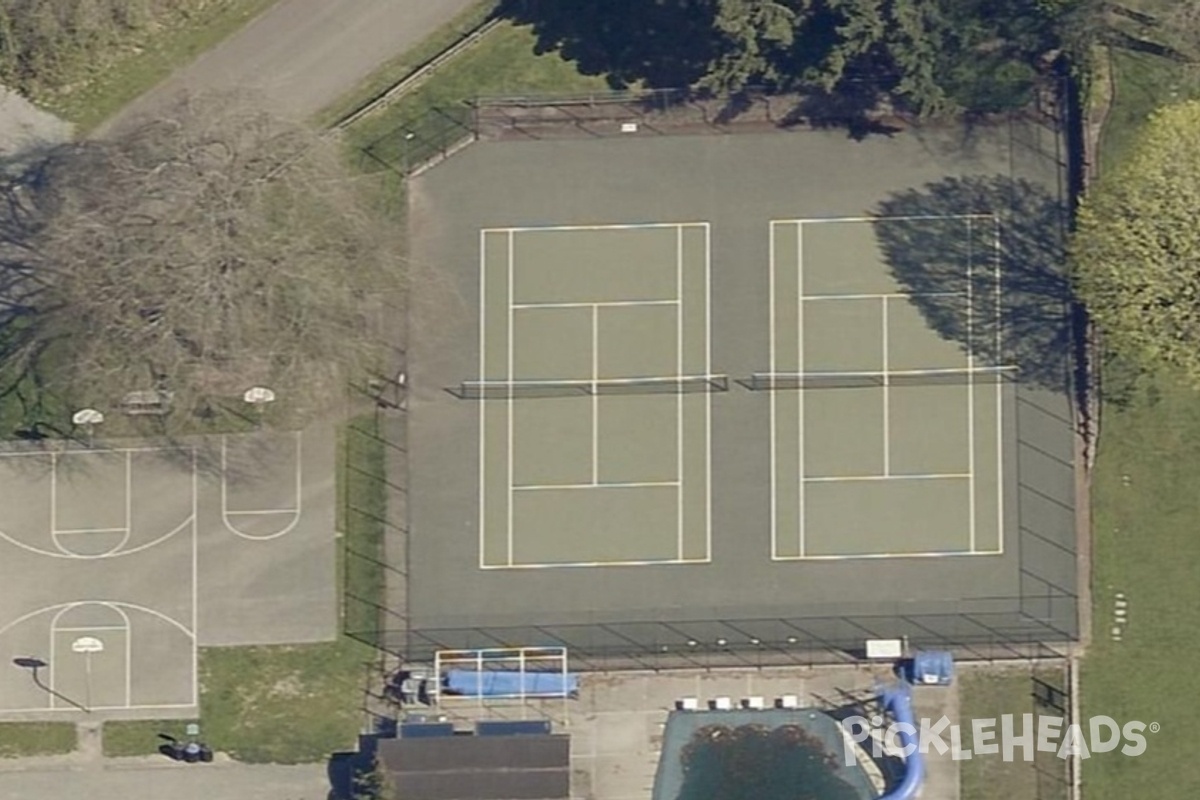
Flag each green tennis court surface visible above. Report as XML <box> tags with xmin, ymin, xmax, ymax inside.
<box><xmin>476</xmin><ymin>224</ymin><xmax>712</xmax><ymax>567</ymax></box>
<box><xmin>768</xmin><ymin>216</ymin><xmax>1008</xmax><ymax>559</ymax></box>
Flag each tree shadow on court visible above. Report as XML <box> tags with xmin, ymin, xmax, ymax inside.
<box><xmin>500</xmin><ymin>0</ymin><xmax>722</xmax><ymax>89</ymax></box>
<box><xmin>874</xmin><ymin>175</ymin><xmax>1076</xmax><ymax>394</ymax></box>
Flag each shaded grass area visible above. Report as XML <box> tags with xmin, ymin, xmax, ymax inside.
<box><xmin>1081</xmin><ymin>373</ymin><xmax>1200</xmax><ymax>797</ymax></box>
<box><xmin>45</xmin><ymin>0</ymin><xmax>279</xmax><ymax>134</ymax></box>
<box><xmin>104</xmin><ymin>415</ymin><xmax>388</xmax><ymax>763</ymax></box>
<box><xmin>342</xmin><ymin>415</ymin><xmax>389</xmax><ymax>647</ymax></box>
<box><xmin>314</xmin><ymin>0</ymin><xmax>499</xmax><ymax>128</ymax></box>
<box><xmin>958</xmin><ymin>666</ymin><xmax>1070</xmax><ymax>800</ymax></box>
<box><xmin>344</xmin><ymin>18</ymin><xmax>612</xmax><ymax>172</ymax></box>
<box><xmin>0</xmin><ymin>722</ymin><xmax>76</xmax><ymax>758</ymax></box>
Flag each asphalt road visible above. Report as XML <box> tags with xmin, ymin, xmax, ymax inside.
<box><xmin>99</xmin><ymin>0</ymin><xmax>479</xmax><ymax>133</ymax></box>
<box><xmin>0</xmin><ymin>759</ymin><xmax>328</xmax><ymax>800</ymax></box>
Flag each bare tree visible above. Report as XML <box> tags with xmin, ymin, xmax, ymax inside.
<box><xmin>0</xmin><ymin>92</ymin><xmax>403</xmax><ymax>424</ymax></box>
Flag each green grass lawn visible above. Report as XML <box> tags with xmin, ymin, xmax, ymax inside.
<box><xmin>0</xmin><ymin>722</ymin><xmax>76</xmax><ymax>758</ymax></box>
<box><xmin>343</xmin><ymin>18</ymin><xmax>613</xmax><ymax>169</ymax></box>
<box><xmin>105</xmin><ymin>415</ymin><xmax>388</xmax><ymax>763</ymax></box>
<box><xmin>958</xmin><ymin>666</ymin><xmax>1070</xmax><ymax>800</ymax></box>
<box><xmin>43</xmin><ymin>0</ymin><xmax>279</xmax><ymax>133</ymax></box>
<box><xmin>1080</xmin><ymin>372</ymin><xmax>1200</xmax><ymax>796</ymax></box>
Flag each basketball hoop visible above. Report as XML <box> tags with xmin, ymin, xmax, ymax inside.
<box><xmin>242</xmin><ymin>386</ymin><xmax>276</xmax><ymax>427</ymax></box>
<box><xmin>71</xmin><ymin>408</ymin><xmax>104</xmax><ymax>447</ymax></box>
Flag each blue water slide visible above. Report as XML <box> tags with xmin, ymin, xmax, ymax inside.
<box><xmin>877</xmin><ymin>682</ymin><xmax>924</xmax><ymax>800</ymax></box>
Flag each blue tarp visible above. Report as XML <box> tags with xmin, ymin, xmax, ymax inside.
<box><xmin>444</xmin><ymin>670</ymin><xmax>578</xmax><ymax>697</ymax></box>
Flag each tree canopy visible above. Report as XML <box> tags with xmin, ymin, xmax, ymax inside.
<box><xmin>1072</xmin><ymin>100</ymin><xmax>1200</xmax><ymax>383</ymax></box>
<box><xmin>506</xmin><ymin>0</ymin><xmax>1071</xmax><ymax>115</ymax></box>
<box><xmin>0</xmin><ymin>93</ymin><xmax>402</xmax><ymax>425</ymax></box>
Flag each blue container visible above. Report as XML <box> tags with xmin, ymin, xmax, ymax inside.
<box><xmin>910</xmin><ymin>651</ymin><xmax>954</xmax><ymax>686</ymax></box>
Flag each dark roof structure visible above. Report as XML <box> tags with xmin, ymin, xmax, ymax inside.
<box><xmin>376</xmin><ymin>734</ymin><xmax>570</xmax><ymax>800</ymax></box>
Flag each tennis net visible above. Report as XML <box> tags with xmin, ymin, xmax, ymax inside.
<box><xmin>741</xmin><ymin>367</ymin><xmax>1017</xmax><ymax>391</ymax></box>
<box><xmin>452</xmin><ymin>374</ymin><xmax>729</xmax><ymax>399</ymax></box>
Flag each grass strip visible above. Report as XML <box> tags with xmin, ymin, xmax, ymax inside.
<box><xmin>0</xmin><ymin>722</ymin><xmax>76</xmax><ymax>758</ymax></box>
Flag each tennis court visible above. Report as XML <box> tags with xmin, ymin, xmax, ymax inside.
<box><xmin>470</xmin><ymin>223</ymin><xmax>713</xmax><ymax>568</ymax></box>
<box><xmin>403</xmin><ymin>113</ymin><xmax>1079</xmax><ymax>661</ymax></box>
<box><xmin>767</xmin><ymin>215</ymin><xmax>1009</xmax><ymax>559</ymax></box>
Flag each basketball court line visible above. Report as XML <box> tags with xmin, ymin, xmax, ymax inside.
<box><xmin>0</xmin><ymin>593</ymin><xmax>196</xmax><ymax>713</ymax></box>
<box><xmin>219</xmin><ymin>432</ymin><xmax>302</xmax><ymax>540</ymax></box>
<box><xmin>0</xmin><ymin>445</ymin><xmax>198</xmax><ymax>713</ymax></box>
<box><xmin>768</xmin><ymin>215</ymin><xmax>1007</xmax><ymax>561</ymax></box>
<box><xmin>48</xmin><ymin>602</ymin><xmax>130</xmax><ymax>709</ymax></box>
<box><xmin>48</xmin><ymin>449</ymin><xmax>131</xmax><ymax>557</ymax></box>
<box><xmin>52</xmin><ymin>528</ymin><xmax>126</xmax><ymax>535</ymax></box>
<box><xmin>479</xmin><ymin>222</ymin><xmax>712</xmax><ymax>570</ymax></box>
<box><xmin>0</xmin><ymin>448</ymin><xmax>194</xmax><ymax>560</ymax></box>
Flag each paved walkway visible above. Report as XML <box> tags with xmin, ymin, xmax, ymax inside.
<box><xmin>98</xmin><ymin>0</ymin><xmax>479</xmax><ymax>133</ymax></box>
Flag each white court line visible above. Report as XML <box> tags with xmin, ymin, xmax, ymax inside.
<box><xmin>0</xmin><ymin>445</ymin><xmax>192</xmax><ymax>459</ymax></box>
<box><xmin>773</xmin><ymin>548</ymin><xmax>1000</xmax><ymax>562</ymax></box>
<box><xmin>784</xmin><ymin>213</ymin><xmax>997</xmax><ymax>224</ymax></box>
<box><xmin>768</xmin><ymin>222</ymin><xmax>777</xmax><ymax>560</ymax></box>
<box><xmin>506</xmin><ymin>229</ymin><xmax>515</xmax><ymax>567</ymax></box>
<box><xmin>51</xmin><ymin>625</ymin><xmax>129</xmax><ymax>632</ymax></box>
<box><xmin>481</xmin><ymin>554</ymin><xmax>712</xmax><ymax>571</ymax></box>
<box><xmin>46</xmin><ymin>602</ymin><xmax>132</xmax><ymax>710</ymax></box>
<box><xmin>125</xmin><ymin>450</ymin><xmax>131</xmax><ymax>548</ymax></box>
<box><xmin>801</xmin><ymin>291</ymin><xmax>966</xmax><ymax>301</ymax></box>
<box><xmin>513</xmin><ymin>481</ymin><xmax>679</xmax><ymax>491</ymax></box>
<box><xmin>704</xmin><ymin>222</ymin><xmax>713</xmax><ymax>562</ymax></box>
<box><xmin>482</xmin><ymin>221</ymin><xmax>711</xmax><ymax>234</ymax></box>
<box><xmin>49</xmin><ymin>452</ymin><xmax>57</xmax><ymax>551</ymax></box>
<box><xmin>967</xmin><ymin>217</ymin><xmax>977</xmax><ymax>552</ymax></box>
<box><xmin>4</xmin><ymin>702</ymin><xmax>199</xmax><ymax>713</ymax></box>
<box><xmin>52</xmin><ymin>528</ymin><xmax>126</xmax><ymax>535</ymax></box>
<box><xmin>191</xmin><ymin>448</ymin><xmax>198</xmax><ymax>707</ymax></box>
<box><xmin>676</xmin><ymin>225</ymin><xmax>684</xmax><ymax>561</ymax></box>
<box><xmin>592</xmin><ymin>304</ymin><xmax>600</xmax><ymax>485</ymax></box>
<box><xmin>220</xmin><ymin>434</ymin><xmax>302</xmax><ymax>540</ymax></box>
<box><xmin>994</xmin><ymin>215</ymin><xmax>1005</xmax><ymax>555</ymax></box>
<box><xmin>802</xmin><ymin>473</ymin><xmax>970</xmax><ymax>483</ymax></box>
<box><xmin>478</xmin><ymin>228</ymin><xmax>488</xmax><ymax>571</ymax></box>
<box><xmin>881</xmin><ymin>297</ymin><xmax>890</xmax><ymax>477</ymax></box>
<box><xmin>796</xmin><ymin>222</ymin><xmax>806</xmax><ymax>557</ymax></box>
<box><xmin>512</xmin><ymin>299</ymin><xmax>679</xmax><ymax>310</ymax></box>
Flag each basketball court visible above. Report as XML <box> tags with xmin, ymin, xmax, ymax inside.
<box><xmin>0</xmin><ymin>429</ymin><xmax>335</xmax><ymax>718</ymax></box>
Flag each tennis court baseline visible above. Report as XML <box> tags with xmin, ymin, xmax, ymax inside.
<box><xmin>476</xmin><ymin>223</ymin><xmax>714</xmax><ymax>568</ymax></box>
